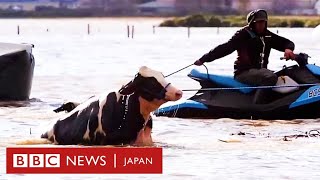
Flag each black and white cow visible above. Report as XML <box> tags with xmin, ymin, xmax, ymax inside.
<box><xmin>41</xmin><ymin>66</ymin><xmax>182</xmax><ymax>146</ymax></box>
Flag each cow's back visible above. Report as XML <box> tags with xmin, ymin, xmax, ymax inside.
<box><xmin>53</xmin><ymin>98</ymin><xmax>100</xmax><ymax>145</ymax></box>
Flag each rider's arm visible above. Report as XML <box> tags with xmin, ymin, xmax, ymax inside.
<box><xmin>198</xmin><ymin>29</ymin><xmax>246</xmax><ymax>63</ymax></box>
<box><xmin>270</xmin><ymin>31</ymin><xmax>295</xmax><ymax>52</ymax></box>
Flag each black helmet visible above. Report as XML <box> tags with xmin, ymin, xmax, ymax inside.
<box><xmin>247</xmin><ymin>9</ymin><xmax>268</xmax><ymax>25</ymax></box>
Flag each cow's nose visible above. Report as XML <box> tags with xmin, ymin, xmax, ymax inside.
<box><xmin>175</xmin><ymin>90</ymin><xmax>183</xmax><ymax>98</ymax></box>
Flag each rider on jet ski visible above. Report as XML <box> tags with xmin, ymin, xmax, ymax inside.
<box><xmin>194</xmin><ymin>9</ymin><xmax>296</xmax><ymax>104</ymax></box>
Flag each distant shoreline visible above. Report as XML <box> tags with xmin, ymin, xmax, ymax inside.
<box><xmin>159</xmin><ymin>14</ymin><xmax>320</xmax><ymax>28</ymax></box>
<box><xmin>0</xmin><ymin>11</ymin><xmax>319</xmax><ymax>28</ymax></box>
<box><xmin>0</xmin><ymin>16</ymin><xmax>170</xmax><ymax>19</ymax></box>
<box><xmin>0</xmin><ymin>8</ymin><xmax>176</xmax><ymax>19</ymax></box>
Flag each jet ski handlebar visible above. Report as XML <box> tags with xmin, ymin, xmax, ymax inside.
<box><xmin>280</xmin><ymin>53</ymin><xmax>310</xmax><ymax>67</ymax></box>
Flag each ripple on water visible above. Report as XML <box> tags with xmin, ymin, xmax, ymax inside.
<box><xmin>1</xmin><ymin>24</ymin><xmax>320</xmax><ymax>179</ymax></box>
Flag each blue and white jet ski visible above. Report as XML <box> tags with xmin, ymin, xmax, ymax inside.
<box><xmin>154</xmin><ymin>53</ymin><xmax>320</xmax><ymax>120</ymax></box>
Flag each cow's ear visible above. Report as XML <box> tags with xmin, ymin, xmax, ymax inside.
<box><xmin>119</xmin><ymin>74</ymin><xmax>142</xmax><ymax>95</ymax></box>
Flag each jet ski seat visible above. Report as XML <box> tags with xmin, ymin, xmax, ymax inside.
<box><xmin>188</xmin><ymin>69</ymin><xmax>253</xmax><ymax>94</ymax></box>
<box><xmin>189</xmin><ymin>69</ymin><xmax>300</xmax><ymax>95</ymax></box>
<box><xmin>272</xmin><ymin>76</ymin><xmax>299</xmax><ymax>94</ymax></box>
<box><xmin>306</xmin><ymin>64</ymin><xmax>320</xmax><ymax>76</ymax></box>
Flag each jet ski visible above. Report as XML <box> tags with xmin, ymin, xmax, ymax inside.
<box><xmin>154</xmin><ymin>53</ymin><xmax>320</xmax><ymax>120</ymax></box>
<box><xmin>0</xmin><ymin>42</ymin><xmax>35</xmax><ymax>100</ymax></box>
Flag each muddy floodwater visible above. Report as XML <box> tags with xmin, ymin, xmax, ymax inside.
<box><xmin>0</xmin><ymin>18</ymin><xmax>320</xmax><ymax>179</ymax></box>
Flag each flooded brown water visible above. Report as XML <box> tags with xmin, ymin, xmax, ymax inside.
<box><xmin>0</xmin><ymin>18</ymin><xmax>320</xmax><ymax>179</ymax></box>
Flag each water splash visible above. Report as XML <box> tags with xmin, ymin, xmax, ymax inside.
<box><xmin>15</xmin><ymin>138</ymin><xmax>53</xmax><ymax>145</ymax></box>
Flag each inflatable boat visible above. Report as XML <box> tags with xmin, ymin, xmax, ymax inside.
<box><xmin>0</xmin><ymin>42</ymin><xmax>35</xmax><ymax>100</ymax></box>
<box><xmin>154</xmin><ymin>53</ymin><xmax>320</xmax><ymax>120</ymax></box>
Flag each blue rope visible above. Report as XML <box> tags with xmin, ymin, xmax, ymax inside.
<box><xmin>182</xmin><ymin>83</ymin><xmax>320</xmax><ymax>91</ymax></box>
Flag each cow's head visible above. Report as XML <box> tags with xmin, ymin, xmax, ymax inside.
<box><xmin>119</xmin><ymin>66</ymin><xmax>182</xmax><ymax>103</ymax></box>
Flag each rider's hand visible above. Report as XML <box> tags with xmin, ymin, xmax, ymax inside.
<box><xmin>194</xmin><ymin>60</ymin><xmax>204</xmax><ymax>66</ymax></box>
<box><xmin>284</xmin><ymin>49</ymin><xmax>295</xmax><ymax>60</ymax></box>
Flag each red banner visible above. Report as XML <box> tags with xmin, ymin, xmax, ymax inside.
<box><xmin>6</xmin><ymin>147</ymin><xmax>162</xmax><ymax>174</ymax></box>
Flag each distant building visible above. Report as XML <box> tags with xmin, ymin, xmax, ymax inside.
<box><xmin>273</xmin><ymin>0</ymin><xmax>318</xmax><ymax>15</ymax></box>
<box><xmin>231</xmin><ymin>0</ymin><xmax>273</xmax><ymax>13</ymax></box>
<box><xmin>175</xmin><ymin>0</ymin><xmax>201</xmax><ymax>14</ymax></box>
<box><xmin>0</xmin><ymin>0</ymin><xmax>80</xmax><ymax>11</ymax></box>
<box><xmin>231</xmin><ymin>0</ymin><xmax>318</xmax><ymax>15</ymax></box>
<box><xmin>316</xmin><ymin>0</ymin><xmax>320</xmax><ymax>14</ymax></box>
<box><xmin>78</xmin><ymin>0</ymin><xmax>138</xmax><ymax>14</ymax></box>
<box><xmin>136</xmin><ymin>0</ymin><xmax>232</xmax><ymax>15</ymax></box>
<box><xmin>55</xmin><ymin>0</ymin><xmax>80</xmax><ymax>9</ymax></box>
<box><xmin>0</xmin><ymin>0</ymin><xmax>58</xmax><ymax>11</ymax></box>
<box><xmin>3</xmin><ymin>0</ymin><xmax>316</xmax><ymax>15</ymax></box>
<box><xmin>104</xmin><ymin>0</ymin><xmax>138</xmax><ymax>14</ymax></box>
<box><xmin>77</xmin><ymin>0</ymin><xmax>104</xmax><ymax>9</ymax></box>
<box><xmin>175</xmin><ymin>0</ymin><xmax>233</xmax><ymax>14</ymax></box>
<box><xmin>199</xmin><ymin>0</ymin><xmax>234</xmax><ymax>14</ymax></box>
<box><xmin>136</xmin><ymin>0</ymin><xmax>175</xmax><ymax>15</ymax></box>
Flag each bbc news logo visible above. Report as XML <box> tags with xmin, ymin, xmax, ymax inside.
<box><xmin>13</xmin><ymin>154</ymin><xmax>60</xmax><ymax>168</ymax></box>
<box><xmin>7</xmin><ymin>147</ymin><xmax>162</xmax><ymax>174</ymax></box>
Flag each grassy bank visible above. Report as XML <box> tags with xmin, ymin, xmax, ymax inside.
<box><xmin>159</xmin><ymin>14</ymin><xmax>320</xmax><ymax>27</ymax></box>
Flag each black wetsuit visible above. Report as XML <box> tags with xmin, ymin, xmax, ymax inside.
<box><xmin>198</xmin><ymin>26</ymin><xmax>295</xmax><ymax>75</ymax></box>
